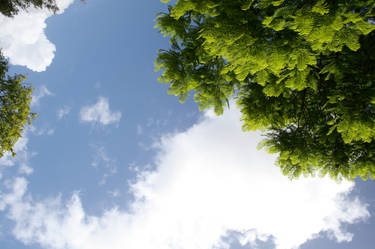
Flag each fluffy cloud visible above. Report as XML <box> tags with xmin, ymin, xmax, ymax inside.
<box><xmin>80</xmin><ymin>97</ymin><xmax>122</xmax><ymax>126</ymax></box>
<box><xmin>90</xmin><ymin>145</ymin><xmax>117</xmax><ymax>185</ymax></box>
<box><xmin>29</xmin><ymin>126</ymin><xmax>55</xmax><ymax>136</ymax></box>
<box><xmin>57</xmin><ymin>105</ymin><xmax>71</xmax><ymax>120</ymax></box>
<box><xmin>0</xmin><ymin>0</ymin><xmax>75</xmax><ymax>71</ymax></box>
<box><xmin>0</xmin><ymin>134</ymin><xmax>32</xmax><ymax>177</ymax></box>
<box><xmin>31</xmin><ymin>85</ymin><xmax>54</xmax><ymax>107</ymax></box>
<box><xmin>0</xmin><ymin>107</ymin><xmax>370</xmax><ymax>249</ymax></box>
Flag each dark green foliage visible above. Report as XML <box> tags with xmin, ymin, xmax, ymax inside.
<box><xmin>155</xmin><ymin>0</ymin><xmax>375</xmax><ymax>180</ymax></box>
<box><xmin>0</xmin><ymin>0</ymin><xmax>58</xmax><ymax>17</ymax></box>
<box><xmin>0</xmin><ymin>53</ymin><xmax>35</xmax><ymax>157</ymax></box>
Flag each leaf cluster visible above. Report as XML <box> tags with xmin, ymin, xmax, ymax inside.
<box><xmin>0</xmin><ymin>0</ymin><xmax>59</xmax><ymax>17</ymax></box>
<box><xmin>0</xmin><ymin>53</ymin><xmax>35</xmax><ymax>157</ymax></box>
<box><xmin>156</xmin><ymin>0</ymin><xmax>375</xmax><ymax>180</ymax></box>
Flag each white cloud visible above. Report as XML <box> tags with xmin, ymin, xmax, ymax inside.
<box><xmin>0</xmin><ymin>134</ymin><xmax>31</xmax><ymax>178</ymax></box>
<box><xmin>29</xmin><ymin>126</ymin><xmax>55</xmax><ymax>136</ymax></box>
<box><xmin>0</xmin><ymin>107</ymin><xmax>370</xmax><ymax>249</ymax></box>
<box><xmin>80</xmin><ymin>97</ymin><xmax>122</xmax><ymax>126</ymax></box>
<box><xmin>0</xmin><ymin>0</ymin><xmax>75</xmax><ymax>71</ymax></box>
<box><xmin>108</xmin><ymin>189</ymin><xmax>120</xmax><ymax>198</ymax></box>
<box><xmin>31</xmin><ymin>85</ymin><xmax>53</xmax><ymax>107</ymax></box>
<box><xmin>90</xmin><ymin>145</ymin><xmax>117</xmax><ymax>185</ymax></box>
<box><xmin>47</xmin><ymin>129</ymin><xmax>55</xmax><ymax>135</ymax></box>
<box><xmin>0</xmin><ymin>177</ymin><xmax>28</xmax><ymax>211</ymax></box>
<box><xmin>57</xmin><ymin>106</ymin><xmax>71</xmax><ymax>120</ymax></box>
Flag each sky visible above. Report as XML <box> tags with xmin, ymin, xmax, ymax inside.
<box><xmin>0</xmin><ymin>1</ymin><xmax>374</xmax><ymax>249</ymax></box>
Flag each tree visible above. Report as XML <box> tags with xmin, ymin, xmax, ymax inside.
<box><xmin>155</xmin><ymin>0</ymin><xmax>375</xmax><ymax>180</ymax></box>
<box><xmin>0</xmin><ymin>52</ymin><xmax>35</xmax><ymax>157</ymax></box>
<box><xmin>0</xmin><ymin>0</ymin><xmax>59</xmax><ymax>17</ymax></box>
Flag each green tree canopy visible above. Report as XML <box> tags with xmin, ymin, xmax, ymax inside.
<box><xmin>155</xmin><ymin>0</ymin><xmax>375</xmax><ymax>180</ymax></box>
<box><xmin>0</xmin><ymin>52</ymin><xmax>35</xmax><ymax>157</ymax></box>
<box><xmin>0</xmin><ymin>0</ymin><xmax>58</xmax><ymax>17</ymax></box>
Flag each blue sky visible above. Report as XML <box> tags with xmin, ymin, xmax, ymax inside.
<box><xmin>0</xmin><ymin>1</ymin><xmax>374</xmax><ymax>249</ymax></box>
